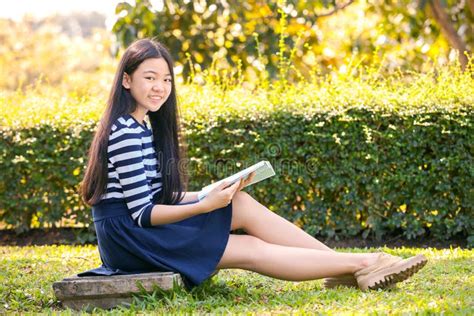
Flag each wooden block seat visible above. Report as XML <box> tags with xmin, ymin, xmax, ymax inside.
<box><xmin>52</xmin><ymin>272</ymin><xmax>184</xmax><ymax>310</ymax></box>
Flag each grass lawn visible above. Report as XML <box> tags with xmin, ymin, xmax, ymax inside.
<box><xmin>0</xmin><ymin>245</ymin><xmax>472</xmax><ymax>314</ymax></box>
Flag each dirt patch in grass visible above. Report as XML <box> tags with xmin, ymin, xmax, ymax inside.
<box><xmin>0</xmin><ymin>227</ymin><xmax>468</xmax><ymax>249</ymax></box>
<box><xmin>0</xmin><ymin>228</ymin><xmax>81</xmax><ymax>246</ymax></box>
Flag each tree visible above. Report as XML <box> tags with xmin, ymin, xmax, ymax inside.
<box><xmin>111</xmin><ymin>0</ymin><xmax>361</xmax><ymax>79</ymax></box>
<box><xmin>367</xmin><ymin>0</ymin><xmax>473</xmax><ymax>70</ymax></box>
<box><xmin>428</xmin><ymin>0</ymin><xmax>471</xmax><ymax>69</ymax></box>
<box><xmin>111</xmin><ymin>0</ymin><xmax>473</xmax><ymax>80</ymax></box>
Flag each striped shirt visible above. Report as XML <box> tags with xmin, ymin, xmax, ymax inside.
<box><xmin>100</xmin><ymin>113</ymin><xmax>162</xmax><ymax>227</ymax></box>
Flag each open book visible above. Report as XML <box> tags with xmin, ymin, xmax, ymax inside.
<box><xmin>197</xmin><ymin>161</ymin><xmax>275</xmax><ymax>201</ymax></box>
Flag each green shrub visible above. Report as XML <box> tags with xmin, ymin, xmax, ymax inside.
<box><xmin>182</xmin><ymin>107</ymin><xmax>473</xmax><ymax>243</ymax></box>
<box><xmin>0</xmin><ymin>121</ymin><xmax>96</xmax><ymax>232</ymax></box>
<box><xmin>1</xmin><ymin>60</ymin><xmax>472</xmax><ymax>245</ymax></box>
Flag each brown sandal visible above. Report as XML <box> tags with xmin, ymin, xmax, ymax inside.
<box><xmin>355</xmin><ymin>253</ymin><xmax>428</xmax><ymax>291</ymax></box>
<box><xmin>323</xmin><ymin>273</ymin><xmax>395</xmax><ymax>290</ymax></box>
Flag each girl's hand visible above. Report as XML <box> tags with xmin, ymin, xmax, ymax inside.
<box><xmin>239</xmin><ymin>171</ymin><xmax>256</xmax><ymax>190</ymax></box>
<box><xmin>199</xmin><ymin>171</ymin><xmax>256</xmax><ymax>213</ymax></box>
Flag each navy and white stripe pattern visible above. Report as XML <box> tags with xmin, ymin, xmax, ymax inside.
<box><xmin>101</xmin><ymin>114</ymin><xmax>162</xmax><ymax>227</ymax></box>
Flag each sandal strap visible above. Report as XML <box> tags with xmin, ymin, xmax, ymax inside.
<box><xmin>354</xmin><ymin>253</ymin><xmax>403</xmax><ymax>278</ymax></box>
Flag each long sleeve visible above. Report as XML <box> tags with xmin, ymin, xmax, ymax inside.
<box><xmin>108</xmin><ymin>126</ymin><xmax>155</xmax><ymax>227</ymax></box>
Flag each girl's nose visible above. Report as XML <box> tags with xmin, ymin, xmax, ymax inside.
<box><xmin>153</xmin><ymin>82</ymin><xmax>165</xmax><ymax>92</ymax></box>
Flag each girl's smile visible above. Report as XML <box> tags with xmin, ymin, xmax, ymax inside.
<box><xmin>122</xmin><ymin>57</ymin><xmax>172</xmax><ymax>122</ymax></box>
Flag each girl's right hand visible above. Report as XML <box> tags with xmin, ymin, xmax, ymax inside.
<box><xmin>199</xmin><ymin>179</ymin><xmax>243</xmax><ymax>213</ymax></box>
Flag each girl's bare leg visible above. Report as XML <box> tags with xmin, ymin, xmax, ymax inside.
<box><xmin>216</xmin><ymin>234</ymin><xmax>378</xmax><ymax>280</ymax></box>
<box><xmin>231</xmin><ymin>192</ymin><xmax>335</xmax><ymax>252</ymax></box>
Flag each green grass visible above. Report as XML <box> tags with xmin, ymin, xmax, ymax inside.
<box><xmin>1</xmin><ymin>246</ymin><xmax>472</xmax><ymax>314</ymax></box>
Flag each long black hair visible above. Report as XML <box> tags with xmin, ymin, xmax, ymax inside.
<box><xmin>81</xmin><ymin>38</ymin><xmax>187</xmax><ymax>206</ymax></box>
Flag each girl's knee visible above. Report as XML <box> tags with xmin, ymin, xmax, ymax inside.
<box><xmin>233</xmin><ymin>191</ymin><xmax>251</xmax><ymax>203</ymax></box>
<box><xmin>230</xmin><ymin>191</ymin><xmax>254</xmax><ymax>230</ymax></box>
<box><xmin>232</xmin><ymin>191</ymin><xmax>257</xmax><ymax>216</ymax></box>
<box><xmin>238</xmin><ymin>235</ymin><xmax>267</xmax><ymax>270</ymax></box>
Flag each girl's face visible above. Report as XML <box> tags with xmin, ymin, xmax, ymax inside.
<box><xmin>122</xmin><ymin>58</ymin><xmax>172</xmax><ymax>118</ymax></box>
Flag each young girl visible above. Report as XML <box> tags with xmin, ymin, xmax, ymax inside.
<box><xmin>80</xmin><ymin>38</ymin><xmax>427</xmax><ymax>291</ymax></box>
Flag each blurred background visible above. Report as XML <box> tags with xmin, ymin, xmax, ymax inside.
<box><xmin>1</xmin><ymin>0</ymin><xmax>472</xmax><ymax>93</ymax></box>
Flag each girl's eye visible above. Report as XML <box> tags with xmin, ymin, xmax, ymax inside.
<box><xmin>145</xmin><ymin>77</ymin><xmax>155</xmax><ymax>81</ymax></box>
<box><xmin>165</xmin><ymin>78</ymin><xmax>173</xmax><ymax>83</ymax></box>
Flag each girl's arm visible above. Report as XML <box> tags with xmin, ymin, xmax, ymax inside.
<box><xmin>149</xmin><ymin>201</ymin><xmax>206</xmax><ymax>225</ymax></box>
<box><xmin>179</xmin><ymin>191</ymin><xmax>200</xmax><ymax>203</ymax></box>
<box><xmin>146</xmin><ymin>192</ymin><xmax>200</xmax><ymax>226</ymax></box>
<box><xmin>151</xmin><ymin>180</ymin><xmax>244</xmax><ymax>226</ymax></box>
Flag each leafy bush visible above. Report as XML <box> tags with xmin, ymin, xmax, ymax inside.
<box><xmin>0</xmin><ymin>59</ymin><xmax>472</xmax><ymax>245</ymax></box>
<box><xmin>184</xmin><ymin>108</ymin><xmax>473</xmax><ymax>243</ymax></box>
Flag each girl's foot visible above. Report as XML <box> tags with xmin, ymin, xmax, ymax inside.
<box><xmin>355</xmin><ymin>253</ymin><xmax>428</xmax><ymax>291</ymax></box>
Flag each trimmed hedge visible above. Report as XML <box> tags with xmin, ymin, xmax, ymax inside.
<box><xmin>0</xmin><ymin>121</ymin><xmax>96</xmax><ymax>233</ymax></box>
<box><xmin>1</xmin><ymin>105</ymin><xmax>472</xmax><ymax>244</ymax></box>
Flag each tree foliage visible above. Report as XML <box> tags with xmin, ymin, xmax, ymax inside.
<box><xmin>112</xmin><ymin>0</ymin><xmax>330</xmax><ymax>79</ymax></box>
<box><xmin>112</xmin><ymin>0</ymin><xmax>473</xmax><ymax>79</ymax></box>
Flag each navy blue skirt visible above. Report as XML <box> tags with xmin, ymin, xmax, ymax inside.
<box><xmin>78</xmin><ymin>199</ymin><xmax>233</xmax><ymax>289</ymax></box>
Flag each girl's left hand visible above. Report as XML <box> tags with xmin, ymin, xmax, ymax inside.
<box><xmin>198</xmin><ymin>171</ymin><xmax>257</xmax><ymax>213</ymax></box>
<box><xmin>234</xmin><ymin>171</ymin><xmax>256</xmax><ymax>192</ymax></box>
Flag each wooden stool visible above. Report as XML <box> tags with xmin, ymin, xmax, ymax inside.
<box><xmin>52</xmin><ymin>272</ymin><xmax>183</xmax><ymax>310</ymax></box>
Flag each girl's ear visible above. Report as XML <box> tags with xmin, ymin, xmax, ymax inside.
<box><xmin>122</xmin><ymin>72</ymin><xmax>131</xmax><ymax>89</ymax></box>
